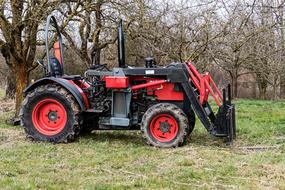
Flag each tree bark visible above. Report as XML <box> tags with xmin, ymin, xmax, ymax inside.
<box><xmin>281</xmin><ymin>72</ymin><xmax>285</xmax><ymax>99</ymax></box>
<box><xmin>257</xmin><ymin>73</ymin><xmax>267</xmax><ymax>100</ymax></box>
<box><xmin>14</xmin><ymin>63</ymin><xmax>29</xmax><ymax>117</ymax></box>
<box><xmin>91</xmin><ymin>1</ymin><xmax>103</xmax><ymax>65</ymax></box>
<box><xmin>233</xmin><ymin>77</ymin><xmax>238</xmax><ymax>98</ymax></box>
<box><xmin>91</xmin><ymin>48</ymin><xmax>101</xmax><ymax>65</ymax></box>
<box><xmin>278</xmin><ymin>4</ymin><xmax>285</xmax><ymax>99</ymax></box>
<box><xmin>252</xmin><ymin>78</ymin><xmax>257</xmax><ymax>99</ymax></box>
<box><xmin>231</xmin><ymin>71</ymin><xmax>238</xmax><ymax>98</ymax></box>
<box><xmin>5</xmin><ymin>70</ymin><xmax>16</xmax><ymax>99</ymax></box>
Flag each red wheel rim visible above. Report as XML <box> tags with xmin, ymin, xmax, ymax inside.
<box><xmin>32</xmin><ymin>99</ymin><xmax>67</xmax><ymax>136</ymax></box>
<box><xmin>150</xmin><ymin>114</ymin><xmax>179</xmax><ymax>142</ymax></box>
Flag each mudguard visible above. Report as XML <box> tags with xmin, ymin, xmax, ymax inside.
<box><xmin>23</xmin><ymin>77</ymin><xmax>89</xmax><ymax>111</ymax></box>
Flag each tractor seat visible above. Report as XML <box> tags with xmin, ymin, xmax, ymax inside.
<box><xmin>49</xmin><ymin>57</ymin><xmax>82</xmax><ymax>80</ymax></box>
<box><xmin>50</xmin><ymin>57</ymin><xmax>63</xmax><ymax>77</ymax></box>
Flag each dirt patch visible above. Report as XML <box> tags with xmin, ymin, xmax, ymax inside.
<box><xmin>0</xmin><ymin>127</ymin><xmax>26</xmax><ymax>148</ymax></box>
<box><xmin>0</xmin><ymin>98</ymin><xmax>15</xmax><ymax>114</ymax></box>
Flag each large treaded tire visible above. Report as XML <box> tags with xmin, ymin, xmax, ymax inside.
<box><xmin>20</xmin><ymin>84</ymin><xmax>82</xmax><ymax>143</ymax></box>
<box><xmin>141</xmin><ymin>103</ymin><xmax>189</xmax><ymax>148</ymax></box>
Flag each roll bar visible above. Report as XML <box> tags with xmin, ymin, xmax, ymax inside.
<box><xmin>45</xmin><ymin>15</ymin><xmax>64</xmax><ymax>73</ymax></box>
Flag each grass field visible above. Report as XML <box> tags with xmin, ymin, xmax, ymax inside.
<box><xmin>0</xmin><ymin>91</ymin><xmax>285</xmax><ymax>189</ymax></box>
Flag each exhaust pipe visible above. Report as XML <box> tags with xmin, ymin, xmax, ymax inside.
<box><xmin>118</xmin><ymin>20</ymin><xmax>126</xmax><ymax>68</ymax></box>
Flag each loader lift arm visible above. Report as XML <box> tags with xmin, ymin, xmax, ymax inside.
<box><xmin>182</xmin><ymin>62</ymin><xmax>236</xmax><ymax>144</ymax></box>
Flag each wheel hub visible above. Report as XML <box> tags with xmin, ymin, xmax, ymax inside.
<box><xmin>159</xmin><ymin>121</ymin><xmax>171</xmax><ymax>133</ymax></box>
<box><xmin>48</xmin><ymin>111</ymin><xmax>58</xmax><ymax>121</ymax></box>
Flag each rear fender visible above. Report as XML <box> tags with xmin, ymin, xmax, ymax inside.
<box><xmin>23</xmin><ymin>77</ymin><xmax>89</xmax><ymax>111</ymax></box>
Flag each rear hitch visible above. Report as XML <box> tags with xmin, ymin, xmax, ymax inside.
<box><xmin>213</xmin><ymin>84</ymin><xmax>236</xmax><ymax>145</ymax></box>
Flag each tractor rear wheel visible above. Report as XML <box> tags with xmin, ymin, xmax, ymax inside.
<box><xmin>141</xmin><ymin>103</ymin><xmax>189</xmax><ymax>148</ymax></box>
<box><xmin>20</xmin><ymin>84</ymin><xmax>81</xmax><ymax>143</ymax></box>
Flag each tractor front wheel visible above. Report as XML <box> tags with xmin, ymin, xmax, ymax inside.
<box><xmin>141</xmin><ymin>103</ymin><xmax>189</xmax><ymax>148</ymax></box>
<box><xmin>20</xmin><ymin>84</ymin><xmax>81</xmax><ymax>143</ymax></box>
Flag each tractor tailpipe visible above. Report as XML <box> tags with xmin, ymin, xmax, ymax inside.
<box><xmin>118</xmin><ymin>19</ymin><xmax>126</xmax><ymax>68</ymax></box>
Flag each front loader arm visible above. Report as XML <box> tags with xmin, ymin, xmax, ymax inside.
<box><xmin>182</xmin><ymin>61</ymin><xmax>236</xmax><ymax>144</ymax></box>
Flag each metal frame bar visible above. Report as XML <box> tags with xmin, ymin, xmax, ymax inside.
<box><xmin>45</xmin><ymin>15</ymin><xmax>64</xmax><ymax>74</ymax></box>
<box><xmin>131</xmin><ymin>80</ymin><xmax>167</xmax><ymax>91</ymax></box>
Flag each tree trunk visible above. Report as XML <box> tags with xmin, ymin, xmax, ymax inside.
<box><xmin>91</xmin><ymin>48</ymin><xmax>101</xmax><ymax>65</ymax></box>
<box><xmin>257</xmin><ymin>78</ymin><xmax>267</xmax><ymax>100</ymax></box>
<box><xmin>14</xmin><ymin>63</ymin><xmax>29</xmax><ymax>117</ymax></box>
<box><xmin>231</xmin><ymin>73</ymin><xmax>238</xmax><ymax>98</ymax></box>
<box><xmin>279</xmin><ymin>6</ymin><xmax>285</xmax><ymax>99</ymax></box>
<box><xmin>273</xmin><ymin>75</ymin><xmax>278</xmax><ymax>100</ymax></box>
<box><xmin>5</xmin><ymin>70</ymin><xmax>16</xmax><ymax>99</ymax></box>
<box><xmin>91</xmin><ymin>1</ymin><xmax>102</xmax><ymax>66</ymax></box>
<box><xmin>281</xmin><ymin>73</ymin><xmax>285</xmax><ymax>99</ymax></box>
<box><xmin>252</xmin><ymin>78</ymin><xmax>257</xmax><ymax>99</ymax></box>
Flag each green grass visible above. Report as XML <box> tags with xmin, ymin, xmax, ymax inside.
<box><xmin>0</xmin><ymin>97</ymin><xmax>285</xmax><ymax>189</ymax></box>
<box><xmin>0</xmin><ymin>88</ymin><xmax>4</xmax><ymax>99</ymax></box>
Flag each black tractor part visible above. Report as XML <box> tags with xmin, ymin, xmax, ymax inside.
<box><xmin>49</xmin><ymin>57</ymin><xmax>63</xmax><ymax>77</ymax></box>
<box><xmin>118</xmin><ymin>20</ymin><xmax>126</xmax><ymax>68</ymax></box>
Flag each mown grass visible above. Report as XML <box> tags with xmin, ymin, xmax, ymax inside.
<box><xmin>0</xmin><ymin>89</ymin><xmax>285</xmax><ymax>189</ymax></box>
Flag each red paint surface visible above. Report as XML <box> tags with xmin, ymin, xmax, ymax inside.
<box><xmin>67</xmin><ymin>80</ymin><xmax>90</xmax><ymax>109</ymax></box>
<box><xmin>147</xmin><ymin>83</ymin><xmax>184</xmax><ymax>101</ymax></box>
<box><xmin>186</xmin><ymin>61</ymin><xmax>223</xmax><ymax>106</ymax></box>
<box><xmin>105</xmin><ymin>76</ymin><xmax>129</xmax><ymax>88</ymax></box>
<box><xmin>53</xmin><ymin>41</ymin><xmax>62</xmax><ymax>64</ymax></box>
<box><xmin>32</xmin><ymin>99</ymin><xmax>67</xmax><ymax>136</ymax></box>
<box><xmin>149</xmin><ymin>114</ymin><xmax>179</xmax><ymax>142</ymax></box>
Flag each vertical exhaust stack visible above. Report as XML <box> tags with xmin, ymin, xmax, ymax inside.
<box><xmin>118</xmin><ymin>20</ymin><xmax>126</xmax><ymax>68</ymax></box>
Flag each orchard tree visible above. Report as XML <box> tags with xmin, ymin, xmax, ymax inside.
<box><xmin>61</xmin><ymin>0</ymin><xmax>136</xmax><ymax>67</ymax></box>
<box><xmin>0</xmin><ymin>0</ymin><xmax>76</xmax><ymax>118</ymax></box>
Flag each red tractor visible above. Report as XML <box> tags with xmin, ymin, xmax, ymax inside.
<box><xmin>20</xmin><ymin>16</ymin><xmax>236</xmax><ymax>148</ymax></box>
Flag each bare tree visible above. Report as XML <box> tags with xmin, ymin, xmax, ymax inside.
<box><xmin>0</xmin><ymin>0</ymin><xmax>77</xmax><ymax>117</ymax></box>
